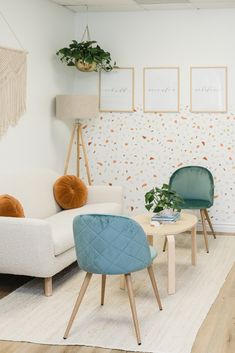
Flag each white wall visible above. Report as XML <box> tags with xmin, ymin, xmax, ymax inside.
<box><xmin>0</xmin><ymin>4</ymin><xmax>234</xmax><ymax>230</ymax></box>
<box><xmin>74</xmin><ymin>9</ymin><xmax>235</xmax><ymax>231</ymax></box>
<box><xmin>0</xmin><ymin>0</ymin><xmax>75</xmax><ymax>172</ymax></box>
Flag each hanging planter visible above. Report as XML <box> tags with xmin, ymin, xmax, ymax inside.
<box><xmin>56</xmin><ymin>26</ymin><xmax>116</xmax><ymax>72</ymax></box>
<box><xmin>75</xmin><ymin>59</ymin><xmax>97</xmax><ymax>72</ymax></box>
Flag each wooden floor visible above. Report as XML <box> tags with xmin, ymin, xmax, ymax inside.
<box><xmin>0</xmin><ymin>238</ymin><xmax>235</xmax><ymax>353</ymax></box>
<box><xmin>191</xmin><ymin>262</ymin><xmax>235</xmax><ymax>353</ymax></box>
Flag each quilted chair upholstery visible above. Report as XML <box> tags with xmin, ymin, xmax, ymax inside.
<box><xmin>63</xmin><ymin>214</ymin><xmax>162</xmax><ymax>345</ymax></box>
<box><xmin>73</xmin><ymin>214</ymin><xmax>155</xmax><ymax>275</ymax></box>
<box><xmin>169</xmin><ymin>166</ymin><xmax>216</xmax><ymax>253</ymax></box>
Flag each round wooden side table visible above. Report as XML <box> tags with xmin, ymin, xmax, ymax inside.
<box><xmin>133</xmin><ymin>212</ymin><xmax>198</xmax><ymax>294</ymax></box>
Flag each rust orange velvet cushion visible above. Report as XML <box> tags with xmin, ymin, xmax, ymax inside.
<box><xmin>0</xmin><ymin>194</ymin><xmax>25</xmax><ymax>217</ymax></box>
<box><xmin>53</xmin><ymin>175</ymin><xmax>88</xmax><ymax>209</ymax></box>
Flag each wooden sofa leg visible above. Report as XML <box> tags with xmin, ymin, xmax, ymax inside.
<box><xmin>44</xmin><ymin>277</ymin><xmax>53</xmax><ymax>296</ymax></box>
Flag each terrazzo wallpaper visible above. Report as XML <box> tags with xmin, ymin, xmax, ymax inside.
<box><xmin>82</xmin><ymin>106</ymin><xmax>235</xmax><ymax>230</ymax></box>
<box><xmin>74</xmin><ymin>9</ymin><xmax>235</xmax><ymax>231</ymax></box>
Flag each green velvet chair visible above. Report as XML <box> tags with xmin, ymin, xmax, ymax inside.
<box><xmin>63</xmin><ymin>214</ymin><xmax>162</xmax><ymax>345</ymax></box>
<box><xmin>168</xmin><ymin>166</ymin><xmax>216</xmax><ymax>253</ymax></box>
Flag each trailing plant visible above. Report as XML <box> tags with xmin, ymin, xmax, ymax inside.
<box><xmin>56</xmin><ymin>40</ymin><xmax>116</xmax><ymax>72</ymax></box>
<box><xmin>145</xmin><ymin>184</ymin><xmax>184</xmax><ymax>213</ymax></box>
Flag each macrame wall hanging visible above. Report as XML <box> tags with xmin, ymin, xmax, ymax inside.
<box><xmin>0</xmin><ymin>10</ymin><xmax>27</xmax><ymax>137</ymax></box>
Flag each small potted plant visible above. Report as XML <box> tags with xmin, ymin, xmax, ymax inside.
<box><xmin>145</xmin><ymin>184</ymin><xmax>184</xmax><ymax>216</ymax></box>
<box><xmin>56</xmin><ymin>40</ymin><xmax>116</xmax><ymax>72</ymax></box>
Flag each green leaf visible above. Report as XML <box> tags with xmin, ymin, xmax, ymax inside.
<box><xmin>162</xmin><ymin>183</ymin><xmax>170</xmax><ymax>190</ymax></box>
<box><xmin>145</xmin><ymin>204</ymin><xmax>153</xmax><ymax>211</ymax></box>
<box><xmin>153</xmin><ymin>206</ymin><xmax>164</xmax><ymax>213</ymax></box>
<box><xmin>145</xmin><ymin>191</ymin><xmax>154</xmax><ymax>202</ymax></box>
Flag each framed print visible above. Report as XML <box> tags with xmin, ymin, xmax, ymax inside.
<box><xmin>143</xmin><ymin>67</ymin><xmax>179</xmax><ymax>113</ymax></box>
<box><xmin>190</xmin><ymin>67</ymin><xmax>227</xmax><ymax>113</ymax></box>
<box><xmin>99</xmin><ymin>67</ymin><xmax>134</xmax><ymax>112</ymax></box>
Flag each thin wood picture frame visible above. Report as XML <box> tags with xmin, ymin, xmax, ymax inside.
<box><xmin>190</xmin><ymin>66</ymin><xmax>228</xmax><ymax>113</ymax></box>
<box><xmin>99</xmin><ymin>67</ymin><xmax>135</xmax><ymax>112</ymax></box>
<box><xmin>143</xmin><ymin>67</ymin><xmax>180</xmax><ymax>113</ymax></box>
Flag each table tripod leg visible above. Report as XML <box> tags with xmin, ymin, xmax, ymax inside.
<box><xmin>167</xmin><ymin>235</ymin><xmax>175</xmax><ymax>295</ymax></box>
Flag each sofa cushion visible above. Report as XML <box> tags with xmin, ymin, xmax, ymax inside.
<box><xmin>53</xmin><ymin>175</ymin><xmax>88</xmax><ymax>209</ymax></box>
<box><xmin>0</xmin><ymin>194</ymin><xmax>25</xmax><ymax>218</ymax></box>
<box><xmin>46</xmin><ymin>202</ymin><xmax>122</xmax><ymax>256</ymax></box>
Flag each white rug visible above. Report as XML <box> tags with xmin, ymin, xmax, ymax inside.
<box><xmin>0</xmin><ymin>235</ymin><xmax>235</xmax><ymax>353</ymax></box>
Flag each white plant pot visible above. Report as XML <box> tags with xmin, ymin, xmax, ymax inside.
<box><xmin>157</xmin><ymin>209</ymin><xmax>178</xmax><ymax>217</ymax></box>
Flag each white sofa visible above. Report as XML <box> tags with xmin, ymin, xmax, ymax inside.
<box><xmin>0</xmin><ymin>169</ymin><xmax>123</xmax><ymax>296</ymax></box>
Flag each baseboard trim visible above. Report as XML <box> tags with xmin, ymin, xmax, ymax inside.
<box><xmin>197</xmin><ymin>223</ymin><xmax>235</xmax><ymax>234</ymax></box>
<box><xmin>182</xmin><ymin>210</ymin><xmax>235</xmax><ymax>234</ymax></box>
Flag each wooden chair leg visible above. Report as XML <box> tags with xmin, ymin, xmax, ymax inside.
<box><xmin>125</xmin><ymin>274</ymin><xmax>141</xmax><ymax>345</ymax></box>
<box><xmin>101</xmin><ymin>275</ymin><xmax>106</xmax><ymax>305</ymax></box>
<box><xmin>120</xmin><ymin>275</ymin><xmax>126</xmax><ymax>290</ymax></box>
<box><xmin>147</xmin><ymin>234</ymin><xmax>154</xmax><ymax>246</ymax></box>
<box><xmin>147</xmin><ymin>265</ymin><xmax>162</xmax><ymax>310</ymax></box>
<box><xmin>200</xmin><ymin>209</ymin><xmax>209</xmax><ymax>253</ymax></box>
<box><xmin>44</xmin><ymin>277</ymin><xmax>52</xmax><ymax>297</ymax></box>
<box><xmin>191</xmin><ymin>226</ymin><xmax>197</xmax><ymax>266</ymax></box>
<box><xmin>204</xmin><ymin>209</ymin><xmax>216</xmax><ymax>239</ymax></box>
<box><xmin>63</xmin><ymin>272</ymin><xmax>92</xmax><ymax>339</ymax></box>
<box><xmin>163</xmin><ymin>237</ymin><xmax>167</xmax><ymax>252</ymax></box>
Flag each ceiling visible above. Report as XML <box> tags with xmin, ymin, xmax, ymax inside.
<box><xmin>51</xmin><ymin>0</ymin><xmax>235</xmax><ymax>12</ymax></box>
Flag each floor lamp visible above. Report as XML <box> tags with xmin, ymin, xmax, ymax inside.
<box><xmin>56</xmin><ymin>95</ymin><xmax>99</xmax><ymax>185</ymax></box>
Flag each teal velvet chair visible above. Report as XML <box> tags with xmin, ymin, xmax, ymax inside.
<box><xmin>168</xmin><ymin>166</ymin><xmax>216</xmax><ymax>253</ymax></box>
<box><xmin>63</xmin><ymin>214</ymin><xmax>162</xmax><ymax>345</ymax></box>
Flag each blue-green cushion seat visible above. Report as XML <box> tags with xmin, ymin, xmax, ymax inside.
<box><xmin>73</xmin><ymin>214</ymin><xmax>156</xmax><ymax>275</ymax></box>
<box><xmin>181</xmin><ymin>199</ymin><xmax>212</xmax><ymax>209</ymax></box>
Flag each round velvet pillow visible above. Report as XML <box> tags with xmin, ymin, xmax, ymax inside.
<box><xmin>0</xmin><ymin>194</ymin><xmax>25</xmax><ymax>217</ymax></box>
<box><xmin>53</xmin><ymin>175</ymin><xmax>88</xmax><ymax>210</ymax></box>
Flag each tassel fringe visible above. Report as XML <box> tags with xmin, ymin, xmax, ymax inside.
<box><xmin>0</xmin><ymin>47</ymin><xmax>27</xmax><ymax>137</ymax></box>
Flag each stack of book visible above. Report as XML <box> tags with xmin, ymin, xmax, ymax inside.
<box><xmin>151</xmin><ymin>212</ymin><xmax>180</xmax><ymax>224</ymax></box>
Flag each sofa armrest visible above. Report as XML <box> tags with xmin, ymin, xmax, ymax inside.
<box><xmin>87</xmin><ymin>185</ymin><xmax>123</xmax><ymax>205</ymax></box>
<box><xmin>0</xmin><ymin>217</ymin><xmax>54</xmax><ymax>277</ymax></box>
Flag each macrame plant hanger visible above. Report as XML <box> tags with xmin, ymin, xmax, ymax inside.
<box><xmin>81</xmin><ymin>5</ymin><xmax>91</xmax><ymax>42</ymax></box>
<box><xmin>0</xmin><ymin>10</ymin><xmax>28</xmax><ymax>137</ymax></box>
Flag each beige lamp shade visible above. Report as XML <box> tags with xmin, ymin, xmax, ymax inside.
<box><xmin>56</xmin><ymin>95</ymin><xmax>99</xmax><ymax>120</ymax></box>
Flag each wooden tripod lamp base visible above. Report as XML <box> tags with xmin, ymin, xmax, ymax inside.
<box><xmin>64</xmin><ymin>121</ymin><xmax>92</xmax><ymax>185</ymax></box>
<box><xmin>56</xmin><ymin>94</ymin><xmax>99</xmax><ymax>185</ymax></box>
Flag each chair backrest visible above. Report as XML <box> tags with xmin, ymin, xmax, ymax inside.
<box><xmin>73</xmin><ymin>214</ymin><xmax>152</xmax><ymax>275</ymax></box>
<box><xmin>169</xmin><ymin>166</ymin><xmax>214</xmax><ymax>204</ymax></box>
